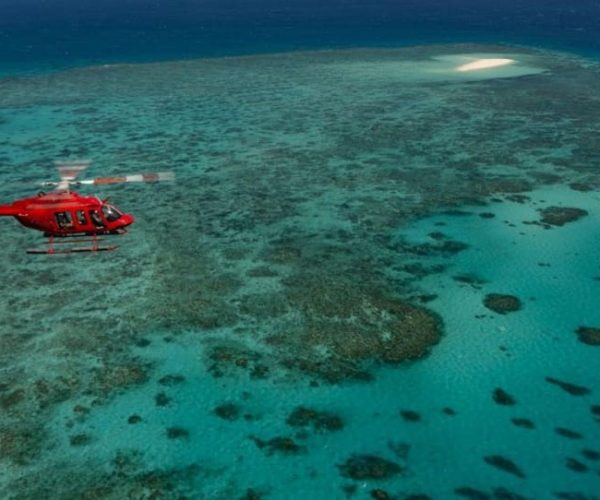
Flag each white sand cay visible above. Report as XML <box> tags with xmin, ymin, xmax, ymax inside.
<box><xmin>431</xmin><ymin>53</ymin><xmax>545</xmax><ymax>79</ymax></box>
<box><xmin>455</xmin><ymin>57</ymin><xmax>515</xmax><ymax>71</ymax></box>
<box><xmin>329</xmin><ymin>48</ymin><xmax>547</xmax><ymax>82</ymax></box>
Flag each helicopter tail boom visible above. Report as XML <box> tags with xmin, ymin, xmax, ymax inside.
<box><xmin>0</xmin><ymin>204</ymin><xmax>19</xmax><ymax>216</ymax></box>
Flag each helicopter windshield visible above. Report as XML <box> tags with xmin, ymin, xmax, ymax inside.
<box><xmin>101</xmin><ymin>204</ymin><xmax>123</xmax><ymax>222</ymax></box>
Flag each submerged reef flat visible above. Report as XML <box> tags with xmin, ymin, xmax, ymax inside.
<box><xmin>1</xmin><ymin>44</ymin><xmax>600</xmax><ymax>498</ymax></box>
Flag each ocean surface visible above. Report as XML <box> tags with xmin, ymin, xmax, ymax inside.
<box><xmin>1</xmin><ymin>2</ymin><xmax>600</xmax><ymax>499</ymax></box>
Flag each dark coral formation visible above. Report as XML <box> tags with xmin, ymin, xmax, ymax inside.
<box><xmin>284</xmin><ymin>273</ymin><xmax>442</xmax><ymax>379</ymax></box>
<box><xmin>545</xmin><ymin>377</ymin><xmax>591</xmax><ymax>396</ymax></box>
<box><xmin>69</xmin><ymin>433</ymin><xmax>92</xmax><ymax>446</ymax></box>
<box><xmin>511</xmin><ymin>418</ymin><xmax>535</xmax><ymax>430</ymax></box>
<box><xmin>400</xmin><ymin>410</ymin><xmax>421</xmax><ymax>422</ymax></box>
<box><xmin>158</xmin><ymin>374</ymin><xmax>186</xmax><ymax>386</ymax></box>
<box><xmin>453</xmin><ymin>274</ymin><xmax>487</xmax><ymax>288</ymax></box>
<box><xmin>483</xmin><ymin>455</ymin><xmax>526</xmax><ymax>479</ymax></box>
<box><xmin>454</xmin><ymin>486</ymin><xmax>490</xmax><ymax>499</ymax></box>
<box><xmin>538</xmin><ymin>206</ymin><xmax>588</xmax><ymax>227</ymax></box>
<box><xmin>575</xmin><ymin>326</ymin><xmax>600</xmax><ymax>346</ymax></box>
<box><xmin>493</xmin><ymin>388</ymin><xmax>517</xmax><ymax>406</ymax></box>
<box><xmin>492</xmin><ymin>487</ymin><xmax>529</xmax><ymax>499</ymax></box>
<box><xmin>456</xmin><ymin>487</ymin><xmax>529</xmax><ymax>500</ymax></box>
<box><xmin>166</xmin><ymin>427</ymin><xmax>190</xmax><ymax>440</ymax></box>
<box><xmin>387</xmin><ymin>440</ymin><xmax>411</xmax><ymax>461</ymax></box>
<box><xmin>554</xmin><ymin>492</ymin><xmax>598</xmax><ymax>500</ymax></box>
<box><xmin>581</xmin><ymin>449</ymin><xmax>600</xmax><ymax>461</ymax></box>
<box><xmin>285</xmin><ymin>406</ymin><xmax>344</xmax><ymax>432</ymax></box>
<box><xmin>483</xmin><ymin>294</ymin><xmax>522</xmax><ymax>314</ymax></box>
<box><xmin>155</xmin><ymin>392</ymin><xmax>171</xmax><ymax>407</ymax></box>
<box><xmin>370</xmin><ymin>488</ymin><xmax>391</xmax><ymax>499</ymax></box>
<box><xmin>240</xmin><ymin>488</ymin><xmax>263</xmax><ymax>500</ymax></box>
<box><xmin>565</xmin><ymin>458</ymin><xmax>588</xmax><ymax>473</ymax></box>
<box><xmin>206</xmin><ymin>344</ymin><xmax>269</xmax><ymax>380</ymax></box>
<box><xmin>213</xmin><ymin>403</ymin><xmax>241</xmax><ymax>421</ymax></box>
<box><xmin>394</xmin><ymin>238</ymin><xmax>469</xmax><ymax>257</ymax></box>
<box><xmin>555</xmin><ymin>427</ymin><xmax>583</xmax><ymax>440</ymax></box>
<box><xmin>250</xmin><ymin>435</ymin><xmax>305</xmax><ymax>456</ymax></box>
<box><xmin>338</xmin><ymin>454</ymin><xmax>403</xmax><ymax>480</ymax></box>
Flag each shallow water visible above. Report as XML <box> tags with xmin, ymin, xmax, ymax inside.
<box><xmin>1</xmin><ymin>44</ymin><xmax>600</xmax><ymax>498</ymax></box>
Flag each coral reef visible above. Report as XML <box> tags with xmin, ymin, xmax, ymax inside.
<box><xmin>575</xmin><ymin>326</ymin><xmax>600</xmax><ymax>346</ymax></box>
<box><xmin>285</xmin><ymin>406</ymin><xmax>344</xmax><ymax>432</ymax></box>
<box><xmin>166</xmin><ymin>427</ymin><xmax>190</xmax><ymax>440</ymax></box>
<box><xmin>483</xmin><ymin>294</ymin><xmax>522</xmax><ymax>314</ymax></box>
<box><xmin>277</xmin><ymin>271</ymin><xmax>443</xmax><ymax>381</ymax></box>
<box><xmin>69</xmin><ymin>433</ymin><xmax>92</xmax><ymax>446</ymax></box>
<box><xmin>493</xmin><ymin>388</ymin><xmax>517</xmax><ymax>406</ymax></box>
<box><xmin>581</xmin><ymin>449</ymin><xmax>599</xmax><ymax>461</ymax></box>
<box><xmin>483</xmin><ymin>455</ymin><xmax>526</xmax><ymax>479</ymax></box>
<box><xmin>155</xmin><ymin>392</ymin><xmax>171</xmax><ymax>407</ymax></box>
<box><xmin>538</xmin><ymin>206</ymin><xmax>588</xmax><ymax>227</ymax></box>
<box><xmin>555</xmin><ymin>427</ymin><xmax>583</xmax><ymax>440</ymax></box>
<box><xmin>338</xmin><ymin>454</ymin><xmax>403</xmax><ymax>480</ymax></box>
<box><xmin>565</xmin><ymin>458</ymin><xmax>588</xmax><ymax>473</ymax></box>
<box><xmin>214</xmin><ymin>403</ymin><xmax>241</xmax><ymax>421</ymax></box>
<box><xmin>400</xmin><ymin>410</ymin><xmax>421</xmax><ymax>422</ymax></box>
<box><xmin>545</xmin><ymin>377</ymin><xmax>591</xmax><ymax>396</ymax></box>
<box><xmin>454</xmin><ymin>486</ymin><xmax>490</xmax><ymax>499</ymax></box>
<box><xmin>511</xmin><ymin>418</ymin><xmax>535</xmax><ymax>429</ymax></box>
<box><xmin>158</xmin><ymin>374</ymin><xmax>186</xmax><ymax>386</ymax></box>
<box><xmin>249</xmin><ymin>435</ymin><xmax>305</xmax><ymax>456</ymax></box>
<box><xmin>2</xmin><ymin>44</ymin><xmax>600</xmax><ymax>498</ymax></box>
<box><xmin>370</xmin><ymin>488</ymin><xmax>391</xmax><ymax>499</ymax></box>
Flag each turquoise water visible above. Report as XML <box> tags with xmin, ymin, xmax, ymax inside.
<box><xmin>1</xmin><ymin>45</ymin><xmax>600</xmax><ymax>498</ymax></box>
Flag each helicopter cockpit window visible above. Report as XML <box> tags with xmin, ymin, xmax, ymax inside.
<box><xmin>102</xmin><ymin>204</ymin><xmax>122</xmax><ymax>222</ymax></box>
<box><xmin>55</xmin><ymin>211</ymin><xmax>73</xmax><ymax>229</ymax></box>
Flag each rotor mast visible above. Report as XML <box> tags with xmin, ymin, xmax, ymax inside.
<box><xmin>54</xmin><ymin>160</ymin><xmax>92</xmax><ymax>192</ymax></box>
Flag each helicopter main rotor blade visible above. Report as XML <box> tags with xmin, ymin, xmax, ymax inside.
<box><xmin>78</xmin><ymin>171</ymin><xmax>175</xmax><ymax>186</ymax></box>
<box><xmin>39</xmin><ymin>171</ymin><xmax>175</xmax><ymax>189</ymax></box>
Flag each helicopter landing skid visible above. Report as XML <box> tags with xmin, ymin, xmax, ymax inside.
<box><xmin>27</xmin><ymin>234</ymin><xmax>118</xmax><ymax>254</ymax></box>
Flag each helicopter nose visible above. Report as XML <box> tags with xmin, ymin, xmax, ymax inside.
<box><xmin>122</xmin><ymin>213</ymin><xmax>135</xmax><ymax>226</ymax></box>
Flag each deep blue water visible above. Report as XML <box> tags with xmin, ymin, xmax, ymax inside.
<box><xmin>1</xmin><ymin>0</ymin><xmax>600</xmax><ymax>74</ymax></box>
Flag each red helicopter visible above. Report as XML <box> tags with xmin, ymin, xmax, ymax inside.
<box><xmin>0</xmin><ymin>160</ymin><xmax>174</xmax><ymax>254</ymax></box>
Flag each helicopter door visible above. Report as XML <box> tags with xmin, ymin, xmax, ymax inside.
<box><xmin>88</xmin><ymin>209</ymin><xmax>105</xmax><ymax>228</ymax></box>
<box><xmin>54</xmin><ymin>211</ymin><xmax>74</xmax><ymax>229</ymax></box>
<box><xmin>76</xmin><ymin>210</ymin><xmax>87</xmax><ymax>226</ymax></box>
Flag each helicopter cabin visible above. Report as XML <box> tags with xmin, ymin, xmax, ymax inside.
<box><xmin>52</xmin><ymin>204</ymin><xmax>124</xmax><ymax>232</ymax></box>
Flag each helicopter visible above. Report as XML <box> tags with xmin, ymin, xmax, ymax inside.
<box><xmin>0</xmin><ymin>160</ymin><xmax>174</xmax><ymax>254</ymax></box>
